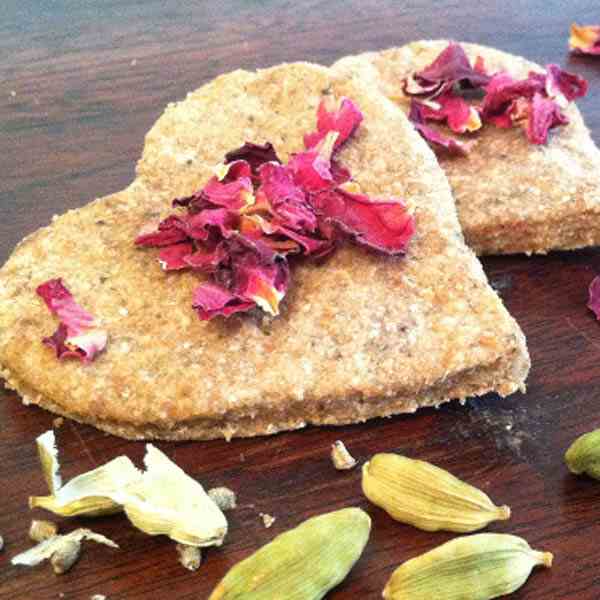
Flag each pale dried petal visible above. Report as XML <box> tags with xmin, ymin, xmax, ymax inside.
<box><xmin>11</xmin><ymin>528</ymin><xmax>118</xmax><ymax>569</ymax></box>
<box><xmin>260</xmin><ymin>513</ymin><xmax>276</xmax><ymax>528</ymax></box>
<box><xmin>122</xmin><ymin>445</ymin><xmax>228</xmax><ymax>547</ymax></box>
<box><xmin>30</xmin><ymin>455</ymin><xmax>142</xmax><ymax>517</ymax></box>
<box><xmin>36</xmin><ymin>431</ymin><xmax>62</xmax><ymax>495</ymax></box>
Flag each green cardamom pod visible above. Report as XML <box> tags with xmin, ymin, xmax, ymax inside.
<box><xmin>383</xmin><ymin>533</ymin><xmax>553</xmax><ymax>600</ymax></box>
<box><xmin>362</xmin><ymin>453</ymin><xmax>510</xmax><ymax>532</ymax></box>
<box><xmin>209</xmin><ymin>508</ymin><xmax>370</xmax><ymax>599</ymax></box>
<box><xmin>565</xmin><ymin>429</ymin><xmax>600</xmax><ymax>479</ymax></box>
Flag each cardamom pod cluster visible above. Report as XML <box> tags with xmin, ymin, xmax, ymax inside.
<box><xmin>383</xmin><ymin>533</ymin><xmax>552</xmax><ymax>600</ymax></box>
<box><xmin>208</xmin><ymin>508</ymin><xmax>371</xmax><ymax>599</ymax></box>
<box><xmin>362</xmin><ymin>453</ymin><xmax>510</xmax><ymax>532</ymax></box>
<box><xmin>565</xmin><ymin>428</ymin><xmax>600</xmax><ymax>479</ymax></box>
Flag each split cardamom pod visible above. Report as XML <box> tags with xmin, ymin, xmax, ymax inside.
<box><xmin>362</xmin><ymin>453</ymin><xmax>510</xmax><ymax>532</ymax></box>
<box><xmin>208</xmin><ymin>508</ymin><xmax>371</xmax><ymax>599</ymax></box>
<box><xmin>565</xmin><ymin>428</ymin><xmax>600</xmax><ymax>479</ymax></box>
<box><xmin>383</xmin><ymin>533</ymin><xmax>552</xmax><ymax>600</ymax></box>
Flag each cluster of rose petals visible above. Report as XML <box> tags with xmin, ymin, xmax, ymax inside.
<box><xmin>404</xmin><ymin>43</ymin><xmax>588</xmax><ymax>151</ymax></box>
<box><xmin>136</xmin><ymin>98</ymin><xmax>415</xmax><ymax>321</ymax></box>
<box><xmin>36</xmin><ymin>279</ymin><xmax>108</xmax><ymax>362</ymax></box>
<box><xmin>570</xmin><ymin>23</ymin><xmax>600</xmax><ymax>56</ymax></box>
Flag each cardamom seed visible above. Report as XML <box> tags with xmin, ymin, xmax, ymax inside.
<box><xmin>362</xmin><ymin>453</ymin><xmax>510</xmax><ymax>532</ymax></box>
<box><xmin>29</xmin><ymin>519</ymin><xmax>59</xmax><ymax>543</ymax></box>
<box><xmin>383</xmin><ymin>533</ymin><xmax>552</xmax><ymax>600</ymax></box>
<box><xmin>331</xmin><ymin>440</ymin><xmax>357</xmax><ymax>470</ymax></box>
<box><xmin>209</xmin><ymin>508</ymin><xmax>370</xmax><ymax>599</ymax></box>
<box><xmin>565</xmin><ymin>428</ymin><xmax>600</xmax><ymax>479</ymax></box>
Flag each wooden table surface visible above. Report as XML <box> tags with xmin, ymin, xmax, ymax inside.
<box><xmin>2</xmin><ymin>1</ymin><xmax>600</xmax><ymax>598</ymax></box>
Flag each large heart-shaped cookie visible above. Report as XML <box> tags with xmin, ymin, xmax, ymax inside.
<box><xmin>0</xmin><ymin>62</ymin><xmax>528</xmax><ymax>440</ymax></box>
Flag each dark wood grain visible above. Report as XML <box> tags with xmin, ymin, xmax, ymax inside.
<box><xmin>2</xmin><ymin>1</ymin><xmax>600</xmax><ymax>598</ymax></box>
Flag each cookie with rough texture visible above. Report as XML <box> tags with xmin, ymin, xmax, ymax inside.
<box><xmin>0</xmin><ymin>62</ymin><xmax>529</xmax><ymax>440</ymax></box>
<box><xmin>333</xmin><ymin>41</ymin><xmax>600</xmax><ymax>255</ymax></box>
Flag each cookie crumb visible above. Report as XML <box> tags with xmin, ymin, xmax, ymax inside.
<box><xmin>260</xmin><ymin>513</ymin><xmax>276</xmax><ymax>528</ymax></box>
<box><xmin>208</xmin><ymin>487</ymin><xmax>237</xmax><ymax>511</ymax></box>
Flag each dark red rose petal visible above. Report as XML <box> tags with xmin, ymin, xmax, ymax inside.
<box><xmin>287</xmin><ymin>149</ymin><xmax>334</xmax><ymax>192</ymax></box>
<box><xmin>135</xmin><ymin>216</ymin><xmax>189</xmax><ymax>247</ymax></box>
<box><xmin>588</xmin><ymin>275</ymin><xmax>600</xmax><ymax>320</ymax></box>
<box><xmin>526</xmin><ymin>93</ymin><xmax>569</xmax><ymax>145</ymax></box>
<box><xmin>404</xmin><ymin>42</ymin><xmax>491</xmax><ymax>97</ymax></box>
<box><xmin>408</xmin><ymin>101</ymin><xmax>473</xmax><ymax>155</ymax></box>
<box><xmin>224</xmin><ymin>142</ymin><xmax>281</xmax><ymax>173</ymax></box>
<box><xmin>304</xmin><ymin>97</ymin><xmax>363</xmax><ymax>150</ymax></box>
<box><xmin>419</xmin><ymin>93</ymin><xmax>482</xmax><ymax>133</ymax></box>
<box><xmin>545</xmin><ymin>64</ymin><xmax>588</xmax><ymax>104</ymax></box>
<box><xmin>311</xmin><ymin>189</ymin><xmax>415</xmax><ymax>255</ymax></box>
<box><xmin>192</xmin><ymin>283</ymin><xmax>255</xmax><ymax>320</ymax></box>
<box><xmin>36</xmin><ymin>278</ymin><xmax>107</xmax><ymax>362</ymax></box>
<box><xmin>158</xmin><ymin>242</ymin><xmax>194</xmax><ymax>271</ymax></box>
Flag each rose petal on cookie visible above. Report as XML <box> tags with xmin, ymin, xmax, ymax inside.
<box><xmin>36</xmin><ymin>279</ymin><xmax>107</xmax><ymax>363</ymax></box>
<box><xmin>192</xmin><ymin>283</ymin><xmax>255</xmax><ymax>320</ymax></box>
<box><xmin>408</xmin><ymin>100</ymin><xmax>473</xmax><ymax>155</ymax></box>
<box><xmin>304</xmin><ymin>97</ymin><xmax>363</xmax><ymax>150</ymax></box>
<box><xmin>312</xmin><ymin>189</ymin><xmax>415</xmax><ymax>255</ymax></box>
<box><xmin>526</xmin><ymin>92</ymin><xmax>569</xmax><ymax>144</ymax></box>
<box><xmin>569</xmin><ymin>23</ymin><xmax>600</xmax><ymax>55</ymax></box>
<box><xmin>404</xmin><ymin>42</ymin><xmax>491</xmax><ymax>97</ymax></box>
<box><xmin>135</xmin><ymin>216</ymin><xmax>189</xmax><ymax>247</ymax></box>
<box><xmin>545</xmin><ymin>63</ymin><xmax>588</xmax><ymax>106</ymax></box>
<box><xmin>224</xmin><ymin>142</ymin><xmax>281</xmax><ymax>173</ymax></box>
<box><xmin>158</xmin><ymin>242</ymin><xmax>195</xmax><ymax>271</ymax></box>
<box><xmin>420</xmin><ymin>93</ymin><xmax>482</xmax><ymax>133</ymax></box>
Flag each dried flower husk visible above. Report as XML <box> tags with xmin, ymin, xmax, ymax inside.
<box><xmin>565</xmin><ymin>429</ymin><xmax>600</xmax><ymax>479</ymax></box>
<box><xmin>30</xmin><ymin>431</ymin><xmax>227</xmax><ymax>547</ymax></box>
<box><xmin>11</xmin><ymin>528</ymin><xmax>118</xmax><ymax>571</ymax></box>
<box><xmin>121</xmin><ymin>445</ymin><xmax>227</xmax><ymax>547</ymax></box>
<box><xmin>362</xmin><ymin>453</ymin><xmax>510</xmax><ymax>532</ymax></box>
<box><xmin>383</xmin><ymin>533</ymin><xmax>552</xmax><ymax>600</ymax></box>
<box><xmin>209</xmin><ymin>508</ymin><xmax>370</xmax><ymax>599</ymax></box>
<box><xmin>50</xmin><ymin>538</ymin><xmax>81</xmax><ymax>574</ymax></box>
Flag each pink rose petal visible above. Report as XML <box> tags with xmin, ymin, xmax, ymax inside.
<box><xmin>588</xmin><ymin>275</ymin><xmax>600</xmax><ymax>320</ymax></box>
<box><xmin>36</xmin><ymin>278</ymin><xmax>107</xmax><ymax>363</ymax></box>
<box><xmin>158</xmin><ymin>242</ymin><xmax>194</xmax><ymax>271</ymax></box>
<box><xmin>304</xmin><ymin>97</ymin><xmax>363</xmax><ymax>150</ymax></box>
<box><xmin>570</xmin><ymin>23</ymin><xmax>600</xmax><ymax>56</ymax></box>
<box><xmin>526</xmin><ymin>92</ymin><xmax>569</xmax><ymax>145</ymax></box>
<box><xmin>192</xmin><ymin>283</ymin><xmax>255</xmax><ymax>321</ymax></box>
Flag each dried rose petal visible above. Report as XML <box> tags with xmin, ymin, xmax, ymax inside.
<box><xmin>233</xmin><ymin>255</ymin><xmax>289</xmax><ymax>316</ymax></box>
<box><xmin>256</xmin><ymin>162</ymin><xmax>317</xmax><ymax>232</ymax></box>
<box><xmin>158</xmin><ymin>243</ymin><xmax>194</xmax><ymax>271</ymax></box>
<box><xmin>481</xmin><ymin>72</ymin><xmax>545</xmax><ymax>118</ymax></box>
<box><xmin>404</xmin><ymin>42</ymin><xmax>491</xmax><ymax>97</ymax></box>
<box><xmin>304</xmin><ymin>97</ymin><xmax>363</xmax><ymax>150</ymax></box>
<box><xmin>588</xmin><ymin>275</ymin><xmax>600</xmax><ymax>320</ymax></box>
<box><xmin>526</xmin><ymin>93</ymin><xmax>569</xmax><ymax>145</ymax></box>
<box><xmin>408</xmin><ymin>100</ymin><xmax>472</xmax><ymax>155</ymax></box>
<box><xmin>135</xmin><ymin>216</ymin><xmax>189</xmax><ymax>247</ymax></box>
<box><xmin>311</xmin><ymin>189</ymin><xmax>415</xmax><ymax>255</ymax></box>
<box><xmin>36</xmin><ymin>279</ymin><xmax>107</xmax><ymax>362</ymax></box>
<box><xmin>419</xmin><ymin>93</ymin><xmax>482</xmax><ymax>133</ymax></box>
<box><xmin>545</xmin><ymin>64</ymin><xmax>588</xmax><ymax>105</ymax></box>
<box><xmin>137</xmin><ymin>97</ymin><xmax>414</xmax><ymax>320</ymax></box>
<box><xmin>192</xmin><ymin>283</ymin><xmax>254</xmax><ymax>320</ymax></box>
<box><xmin>224</xmin><ymin>142</ymin><xmax>281</xmax><ymax>173</ymax></box>
<box><xmin>570</xmin><ymin>23</ymin><xmax>600</xmax><ymax>56</ymax></box>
